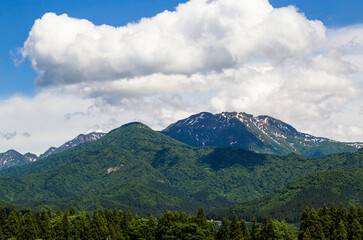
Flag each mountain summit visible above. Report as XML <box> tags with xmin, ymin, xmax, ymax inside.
<box><xmin>0</xmin><ymin>150</ymin><xmax>36</xmax><ymax>170</ymax></box>
<box><xmin>162</xmin><ymin>112</ymin><xmax>362</xmax><ymax>157</ymax></box>
<box><xmin>39</xmin><ymin>132</ymin><xmax>106</xmax><ymax>158</ymax></box>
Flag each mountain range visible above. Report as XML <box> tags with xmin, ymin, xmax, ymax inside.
<box><xmin>39</xmin><ymin>132</ymin><xmax>106</xmax><ymax>158</ymax></box>
<box><xmin>162</xmin><ymin>112</ymin><xmax>362</xmax><ymax>157</ymax></box>
<box><xmin>0</xmin><ymin>150</ymin><xmax>37</xmax><ymax>170</ymax></box>
<box><xmin>0</xmin><ymin>122</ymin><xmax>361</xmax><ymax>220</ymax></box>
<box><xmin>0</xmin><ymin>132</ymin><xmax>105</xmax><ymax>170</ymax></box>
<box><xmin>1</xmin><ymin>111</ymin><xmax>361</xmax><ymax>170</ymax></box>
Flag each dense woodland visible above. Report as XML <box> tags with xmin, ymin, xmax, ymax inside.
<box><xmin>211</xmin><ymin>168</ymin><xmax>363</xmax><ymax>222</ymax></box>
<box><xmin>0</xmin><ymin>205</ymin><xmax>362</xmax><ymax>239</ymax></box>
<box><xmin>0</xmin><ymin>123</ymin><xmax>361</xmax><ymax>239</ymax></box>
<box><xmin>0</xmin><ymin>123</ymin><xmax>361</xmax><ymax>217</ymax></box>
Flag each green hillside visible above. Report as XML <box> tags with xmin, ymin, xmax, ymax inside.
<box><xmin>211</xmin><ymin>168</ymin><xmax>363</xmax><ymax>222</ymax></box>
<box><xmin>0</xmin><ymin>122</ymin><xmax>361</xmax><ymax>216</ymax></box>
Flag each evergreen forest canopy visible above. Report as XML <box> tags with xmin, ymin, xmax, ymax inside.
<box><xmin>0</xmin><ymin>123</ymin><xmax>361</xmax><ymax>221</ymax></box>
<box><xmin>0</xmin><ymin>204</ymin><xmax>362</xmax><ymax>240</ymax></box>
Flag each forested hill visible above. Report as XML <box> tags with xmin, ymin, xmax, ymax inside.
<box><xmin>0</xmin><ymin>122</ymin><xmax>361</xmax><ymax>216</ymax></box>
<box><xmin>210</xmin><ymin>168</ymin><xmax>363</xmax><ymax>222</ymax></box>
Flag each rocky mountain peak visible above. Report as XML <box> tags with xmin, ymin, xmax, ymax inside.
<box><xmin>162</xmin><ymin>111</ymin><xmax>361</xmax><ymax>157</ymax></box>
<box><xmin>39</xmin><ymin>132</ymin><xmax>106</xmax><ymax>159</ymax></box>
<box><xmin>0</xmin><ymin>149</ymin><xmax>33</xmax><ymax>170</ymax></box>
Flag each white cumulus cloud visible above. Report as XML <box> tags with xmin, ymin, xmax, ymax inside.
<box><xmin>2</xmin><ymin>0</ymin><xmax>361</xmax><ymax>154</ymax></box>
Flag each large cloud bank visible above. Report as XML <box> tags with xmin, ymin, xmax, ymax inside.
<box><xmin>2</xmin><ymin>0</ymin><xmax>363</xmax><ymax>154</ymax></box>
<box><xmin>23</xmin><ymin>0</ymin><xmax>326</xmax><ymax>86</ymax></box>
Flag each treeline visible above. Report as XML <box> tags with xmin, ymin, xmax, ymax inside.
<box><xmin>0</xmin><ymin>204</ymin><xmax>362</xmax><ymax>239</ymax></box>
<box><xmin>299</xmin><ymin>204</ymin><xmax>363</xmax><ymax>240</ymax></box>
<box><xmin>0</xmin><ymin>205</ymin><xmax>295</xmax><ymax>240</ymax></box>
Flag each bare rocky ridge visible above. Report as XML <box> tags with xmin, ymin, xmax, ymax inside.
<box><xmin>0</xmin><ymin>132</ymin><xmax>106</xmax><ymax>170</ymax></box>
<box><xmin>39</xmin><ymin>132</ymin><xmax>106</xmax><ymax>158</ymax></box>
<box><xmin>0</xmin><ymin>150</ymin><xmax>35</xmax><ymax>170</ymax></box>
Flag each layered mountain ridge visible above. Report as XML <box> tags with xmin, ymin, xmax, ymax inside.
<box><xmin>162</xmin><ymin>112</ymin><xmax>362</xmax><ymax>157</ymax></box>
<box><xmin>39</xmin><ymin>132</ymin><xmax>106</xmax><ymax>158</ymax></box>
<box><xmin>0</xmin><ymin>132</ymin><xmax>106</xmax><ymax>170</ymax></box>
<box><xmin>0</xmin><ymin>150</ymin><xmax>36</xmax><ymax>170</ymax></box>
<box><xmin>0</xmin><ymin>122</ymin><xmax>361</xmax><ymax>218</ymax></box>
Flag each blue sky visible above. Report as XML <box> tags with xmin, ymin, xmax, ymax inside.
<box><xmin>0</xmin><ymin>0</ymin><xmax>363</xmax><ymax>154</ymax></box>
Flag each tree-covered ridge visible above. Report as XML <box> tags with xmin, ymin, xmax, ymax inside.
<box><xmin>212</xmin><ymin>168</ymin><xmax>363</xmax><ymax>222</ymax></box>
<box><xmin>0</xmin><ymin>123</ymin><xmax>361</xmax><ymax>215</ymax></box>
<box><xmin>0</xmin><ymin>205</ymin><xmax>297</xmax><ymax>240</ymax></box>
<box><xmin>298</xmin><ymin>204</ymin><xmax>363</xmax><ymax>240</ymax></box>
<box><xmin>0</xmin><ymin>205</ymin><xmax>362</xmax><ymax>239</ymax></box>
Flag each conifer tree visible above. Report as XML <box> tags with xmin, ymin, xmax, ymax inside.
<box><xmin>147</xmin><ymin>214</ymin><xmax>157</xmax><ymax>240</ymax></box>
<box><xmin>79</xmin><ymin>212</ymin><xmax>92</xmax><ymax>240</ymax></box>
<box><xmin>0</xmin><ymin>226</ymin><xmax>4</xmax><ymax>240</ymax></box>
<box><xmin>301</xmin><ymin>228</ymin><xmax>312</xmax><ymax>240</ymax></box>
<box><xmin>0</xmin><ymin>207</ymin><xmax>6</xmax><ymax>229</ymax></box>
<box><xmin>251</xmin><ymin>217</ymin><xmax>261</xmax><ymax>240</ymax></box>
<box><xmin>349</xmin><ymin>218</ymin><xmax>363</xmax><ymax>240</ymax></box>
<box><xmin>180</xmin><ymin>212</ymin><xmax>188</xmax><ymax>223</ymax></box>
<box><xmin>111</xmin><ymin>208</ymin><xmax>121</xmax><ymax>228</ymax></box>
<box><xmin>230</xmin><ymin>214</ymin><xmax>242</xmax><ymax>240</ymax></box>
<box><xmin>69</xmin><ymin>205</ymin><xmax>76</xmax><ymax>216</ymax></box>
<box><xmin>337</xmin><ymin>203</ymin><xmax>348</xmax><ymax>223</ymax></box>
<box><xmin>38</xmin><ymin>209</ymin><xmax>53</xmax><ymax>240</ymax></box>
<box><xmin>56</xmin><ymin>207</ymin><xmax>63</xmax><ymax>217</ymax></box>
<box><xmin>35</xmin><ymin>210</ymin><xmax>41</xmax><ymax>235</ymax></box>
<box><xmin>91</xmin><ymin>210</ymin><xmax>107</xmax><ymax>240</ymax></box>
<box><xmin>332</xmin><ymin>220</ymin><xmax>348</xmax><ymax>240</ymax></box>
<box><xmin>357</xmin><ymin>206</ymin><xmax>363</xmax><ymax>227</ymax></box>
<box><xmin>173</xmin><ymin>211</ymin><xmax>181</xmax><ymax>222</ymax></box>
<box><xmin>240</xmin><ymin>219</ymin><xmax>250</xmax><ymax>240</ymax></box>
<box><xmin>196</xmin><ymin>207</ymin><xmax>208</xmax><ymax>229</ymax></box>
<box><xmin>62</xmin><ymin>210</ymin><xmax>71</xmax><ymax>240</ymax></box>
<box><xmin>216</xmin><ymin>218</ymin><xmax>230</xmax><ymax>240</ymax></box>
<box><xmin>299</xmin><ymin>206</ymin><xmax>310</xmax><ymax>239</ymax></box>
<box><xmin>20</xmin><ymin>209</ymin><xmax>37</xmax><ymax>240</ymax></box>
<box><xmin>318</xmin><ymin>204</ymin><xmax>332</xmax><ymax>238</ymax></box>
<box><xmin>261</xmin><ymin>216</ymin><xmax>271</xmax><ymax>240</ymax></box>
<box><xmin>348</xmin><ymin>206</ymin><xmax>358</xmax><ymax>224</ymax></box>
<box><xmin>47</xmin><ymin>208</ymin><xmax>52</xmax><ymax>219</ymax></box>
<box><xmin>309</xmin><ymin>209</ymin><xmax>325</xmax><ymax>240</ymax></box>
<box><xmin>208</xmin><ymin>221</ymin><xmax>217</xmax><ymax>239</ymax></box>
<box><xmin>271</xmin><ymin>219</ymin><xmax>296</xmax><ymax>240</ymax></box>
<box><xmin>156</xmin><ymin>211</ymin><xmax>174</xmax><ymax>239</ymax></box>
<box><xmin>108</xmin><ymin>223</ymin><xmax>118</xmax><ymax>240</ymax></box>
<box><xmin>4</xmin><ymin>206</ymin><xmax>21</xmax><ymax>239</ymax></box>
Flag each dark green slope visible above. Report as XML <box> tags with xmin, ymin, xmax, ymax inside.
<box><xmin>0</xmin><ymin>123</ymin><xmax>211</xmax><ymax>214</ymax></box>
<box><xmin>0</xmin><ymin>123</ymin><xmax>361</xmax><ymax>216</ymax></box>
<box><xmin>211</xmin><ymin>168</ymin><xmax>363</xmax><ymax>222</ymax></box>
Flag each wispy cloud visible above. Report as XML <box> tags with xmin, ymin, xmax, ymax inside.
<box><xmin>0</xmin><ymin>131</ymin><xmax>16</xmax><ymax>140</ymax></box>
<box><xmin>22</xmin><ymin>132</ymin><xmax>31</xmax><ymax>138</ymax></box>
